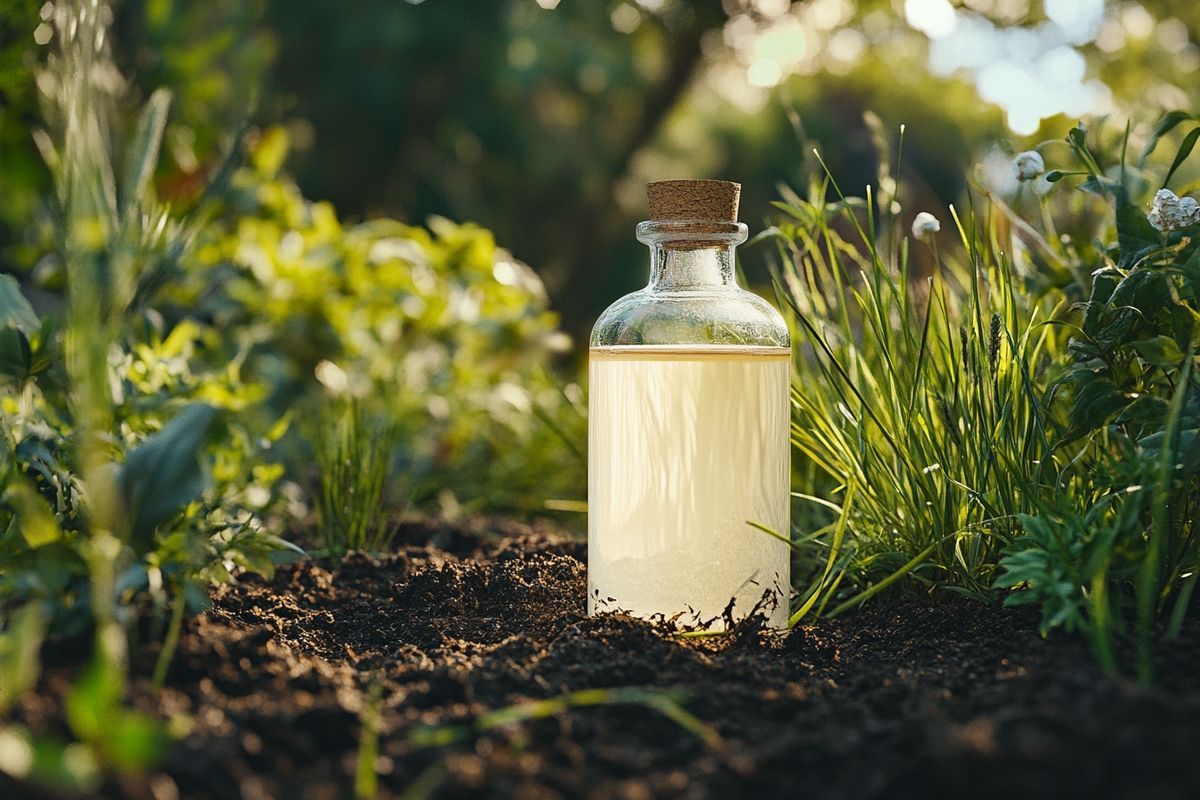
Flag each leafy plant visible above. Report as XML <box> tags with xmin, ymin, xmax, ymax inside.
<box><xmin>1</xmin><ymin>0</ymin><xmax>291</xmax><ymax>787</ymax></box>
<box><xmin>3</xmin><ymin>2</ymin><xmax>588</xmax><ymax>788</ymax></box>
<box><xmin>998</xmin><ymin>118</ymin><xmax>1200</xmax><ymax>682</ymax></box>
<box><xmin>767</xmin><ymin>111</ymin><xmax>1199</xmax><ymax>679</ymax></box>
<box><xmin>169</xmin><ymin>133</ymin><xmax>587</xmax><ymax>515</ymax></box>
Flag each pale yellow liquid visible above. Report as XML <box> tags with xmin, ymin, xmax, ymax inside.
<box><xmin>588</xmin><ymin>345</ymin><xmax>791</xmax><ymax>629</ymax></box>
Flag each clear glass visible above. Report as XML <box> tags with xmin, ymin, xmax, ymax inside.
<box><xmin>588</xmin><ymin>220</ymin><xmax>791</xmax><ymax>630</ymax></box>
<box><xmin>590</xmin><ymin>221</ymin><xmax>790</xmax><ymax>348</ymax></box>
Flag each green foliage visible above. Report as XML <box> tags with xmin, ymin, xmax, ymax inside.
<box><xmin>120</xmin><ymin>403</ymin><xmax>218</xmax><ymax>554</ymax></box>
<box><xmin>777</xmin><ymin>112</ymin><xmax>1199</xmax><ymax>680</ymax></box>
<box><xmin>1</xmin><ymin>3</ymin><xmax>289</xmax><ymax>789</ymax></box>
<box><xmin>315</xmin><ymin>398</ymin><xmax>399</xmax><ymax>556</ymax></box>
<box><xmin>0</xmin><ymin>603</ymin><xmax>46</xmax><ymax>714</ymax></box>
<box><xmin>171</xmin><ymin>132</ymin><xmax>585</xmax><ymax>515</ymax></box>
<box><xmin>65</xmin><ymin>644</ymin><xmax>167</xmax><ymax>774</ymax></box>
<box><xmin>992</xmin><ymin>119</ymin><xmax>1200</xmax><ymax>682</ymax></box>
<box><xmin>774</xmin><ymin>132</ymin><xmax>1060</xmax><ymax>601</ymax></box>
<box><xmin>3</xmin><ymin>3</ymin><xmax>586</xmax><ymax>790</ymax></box>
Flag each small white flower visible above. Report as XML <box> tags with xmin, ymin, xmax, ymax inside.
<box><xmin>1013</xmin><ymin>151</ymin><xmax>1045</xmax><ymax>182</ymax></box>
<box><xmin>911</xmin><ymin>211</ymin><xmax>941</xmax><ymax>240</ymax></box>
<box><xmin>1148</xmin><ymin>188</ymin><xmax>1200</xmax><ymax>232</ymax></box>
<box><xmin>314</xmin><ymin>359</ymin><xmax>348</xmax><ymax>394</ymax></box>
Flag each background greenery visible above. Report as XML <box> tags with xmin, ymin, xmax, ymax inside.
<box><xmin>1</xmin><ymin>0</ymin><xmax>1199</xmax><ymax>790</ymax></box>
<box><xmin>5</xmin><ymin>1</ymin><xmax>1200</xmax><ymax>336</ymax></box>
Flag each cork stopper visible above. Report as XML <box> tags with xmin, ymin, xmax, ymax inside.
<box><xmin>647</xmin><ymin>179</ymin><xmax>740</xmax><ymax>221</ymax></box>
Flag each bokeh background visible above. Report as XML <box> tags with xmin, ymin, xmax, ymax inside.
<box><xmin>3</xmin><ymin>0</ymin><xmax>1200</xmax><ymax>340</ymax></box>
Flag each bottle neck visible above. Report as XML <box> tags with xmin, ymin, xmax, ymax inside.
<box><xmin>648</xmin><ymin>245</ymin><xmax>736</xmax><ymax>290</ymax></box>
<box><xmin>636</xmin><ymin>219</ymin><xmax>747</xmax><ymax>292</ymax></box>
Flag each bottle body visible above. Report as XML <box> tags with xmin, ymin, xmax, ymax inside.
<box><xmin>587</xmin><ymin>218</ymin><xmax>791</xmax><ymax>629</ymax></box>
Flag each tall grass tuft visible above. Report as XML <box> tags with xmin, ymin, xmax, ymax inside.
<box><xmin>771</xmin><ymin>133</ymin><xmax>1064</xmax><ymax>607</ymax></box>
<box><xmin>315</xmin><ymin>397</ymin><xmax>402</xmax><ymax>556</ymax></box>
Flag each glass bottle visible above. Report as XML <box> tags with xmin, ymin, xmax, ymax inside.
<box><xmin>588</xmin><ymin>180</ymin><xmax>791</xmax><ymax>629</ymax></box>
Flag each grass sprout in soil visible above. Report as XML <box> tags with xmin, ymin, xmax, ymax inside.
<box><xmin>8</xmin><ymin>519</ymin><xmax>1200</xmax><ymax>800</ymax></box>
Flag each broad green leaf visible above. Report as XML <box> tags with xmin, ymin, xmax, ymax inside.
<box><xmin>0</xmin><ymin>275</ymin><xmax>38</xmax><ymax>332</ymax></box>
<box><xmin>1082</xmin><ymin>273</ymin><xmax>1117</xmax><ymax>335</ymax></box>
<box><xmin>1115</xmin><ymin>200</ymin><xmax>1161</xmax><ymax>265</ymax></box>
<box><xmin>0</xmin><ymin>327</ymin><xmax>32</xmax><ymax>381</ymax></box>
<box><xmin>1067</xmin><ymin>379</ymin><xmax>1130</xmax><ymax>438</ymax></box>
<box><xmin>100</xmin><ymin>712</ymin><xmax>168</xmax><ymax>773</ymax></box>
<box><xmin>120</xmin><ymin>404</ymin><xmax>218</xmax><ymax>553</ymax></box>
<box><xmin>1110</xmin><ymin>269</ymin><xmax>1168</xmax><ymax>315</ymax></box>
<box><xmin>6</xmin><ymin>481</ymin><xmax>62</xmax><ymax>548</ymax></box>
<box><xmin>66</xmin><ymin>654</ymin><xmax>125</xmax><ymax>743</ymax></box>
<box><xmin>1132</xmin><ymin>335</ymin><xmax>1186</xmax><ymax>368</ymax></box>
<box><xmin>1164</xmin><ymin>127</ymin><xmax>1200</xmax><ymax>189</ymax></box>
<box><xmin>182</xmin><ymin>580</ymin><xmax>212</xmax><ymax>613</ymax></box>
<box><xmin>0</xmin><ymin>604</ymin><xmax>46</xmax><ymax>714</ymax></box>
<box><xmin>1140</xmin><ymin>428</ymin><xmax>1199</xmax><ymax>449</ymax></box>
<box><xmin>1180</xmin><ymin>239</ymin><xmax>1200</xmax><ymax>298</ymax></box>
<box><xmin>119</xmin><ymin>88</ymin><xmax>172</xmax><ymax>219</ymax></box>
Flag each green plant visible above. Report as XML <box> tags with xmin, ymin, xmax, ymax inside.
<box><xmin>768</xmin><ymin>112</ymin><xmax>1200</xmax><ymax>678</ymax></box>
<box><xmin>1</xmin><ymin>1</ymin><xmax>292</xmax><ymax>788</ymax></box>
<box><xmin>407</xmin><ymin>686</ymin><xmax>720</xmax><ymax>751</ymax></box>
<box><xmin>997</xmin><ymin>118</ymin><xmax>1200</xmax><ymax>682</ymax></box>
<box><xmin>354</xmin><ymin>678</ymin><xmax>384</xmax><ymax>800</ymax></box>
<box><xmin>771</xmin><ymin>127</ymin><xmax>1062</xmax><ymax>606</ymax></box>
<box><xmin>3</xmin><ymin>0</ymin><xmax>593</xmax><ymax>785</ymax></box>
<box><xmin>170</xmin><ymin>133</ymin><xmax>586</xmax><ymax>515</ymax></box>
<box><xmin>315</xmin><ymin>397</ymin><xmax>401</xmax><ymax>556</ymax></box>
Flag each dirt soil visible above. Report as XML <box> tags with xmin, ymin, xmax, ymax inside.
<box><xmin>11</xmin><ymin>517</ymin><xmax>1200</xmax><ymax>799</ymax></box>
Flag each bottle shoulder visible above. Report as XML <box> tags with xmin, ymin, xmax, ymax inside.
<box><xmin>590</xmin><ymin>287</ymin><xmax>790</xmax><ymax>347</ymax></box>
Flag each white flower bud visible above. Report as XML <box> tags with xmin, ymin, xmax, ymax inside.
<box><xmin>911</xmin><ymin>211</ymin><xmax>941</xmax><ymax>240</ymax></box>
<box><xmin>1013</xmin><ymin>151</ymin><xmax>1045</xmax><ymax>182</ymax></box>
<box><xmin>1148</xmin><ymin>188</ymin><xmax>1200</xmax><ymax>232</ymax></box>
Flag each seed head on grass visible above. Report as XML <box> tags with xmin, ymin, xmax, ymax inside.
<box><xmin>1013</xmin><ymin>151</ymin><xmax>1045</xmax><ymax>182</ymax></box>
<box><xmin>911</xmin><ymin>211</ymin><xmax>941</xmax><ymax>240</ymax></box>
<box><xmin>937</xmin><ymin>395</ymin><xmax>963</xmax><ymax>449</ymax></box>
<box><xmin>988</xmin><ymin>313</ymin><xmax>1003</xmax><ymax>370</ymax></box>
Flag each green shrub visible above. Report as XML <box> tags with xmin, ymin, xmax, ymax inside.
<box><xmin>996</xmin><ymin>120</ymin><xmax>1200</xmax><ymax>682</ymax></box>
<box><xmin>773</xmin><ymin>115</ymin><xmax>1199</xmax><ymax>679</ymax></box>
<box><xmin>0</xmin><ymin>2</ymin><xmax>294</xmax><ymax>787</ymax></box>
<box><xmin>2</xmin><ymin>1</ymin><xmax>584</xmax><ymax>789</ymax></box>
<box><xmin>168</xmin><ymin>131</ymin><xmax>585</xmax><ymax>515</ymax></box>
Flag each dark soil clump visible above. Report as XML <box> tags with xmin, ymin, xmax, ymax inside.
<box><xmin>11</xmin><ymin>518</ymin><xmax>1200</xmax><ymax>799</ymax></box>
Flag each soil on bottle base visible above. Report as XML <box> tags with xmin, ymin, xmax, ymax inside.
<box><xmin>12</xmin><ymin>517</ymin><xmax>1200</xmax><ymax>800</ymax></box>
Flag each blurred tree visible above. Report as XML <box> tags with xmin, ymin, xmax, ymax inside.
<box><xmin>261</xmin><ymin>0</ymin><xmax>727</xmax><ymax>335</ymax></box>
<box><xmin>4</xmin><ymin>0</ymin><xmax>1200</xmax><ymax>338</ymax></box>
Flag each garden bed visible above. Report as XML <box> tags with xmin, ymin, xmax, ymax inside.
<box><xmin>12</xmin><ymin>517</ymin><xmax>1200</xmax><ymax>800</ymax></box>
